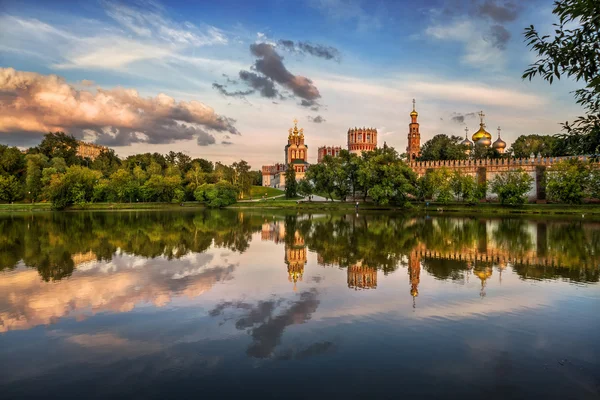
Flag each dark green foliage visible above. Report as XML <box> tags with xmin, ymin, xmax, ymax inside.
<box><xmin>418</xmin><ymin>134</ymin><xmax>469</xmax><ymax>161</ymax></box>
<box><xmin>194</xmin><ymin>181</ymin><xmax>239</xmax><ymax>208</ymax></box>
<box><xmin>523</xmin><ymin>0</ymin><xmax>600</xmax><ymax>156</ymax></box>
<box><xmin>0</xmin><ymin>175</ymin><xmax>22</xmax><ymax>203</ymax></box>
<box><xmin>508</xmin><ymin>134</ymin><xmax>566</xmax><ymax>158</ymax></box>
<box><xmin>297</xmin><ymin>179</ymin><xmax>314</xmax><ymax>199</ymax></box>
<box><xmin>284</xmin><ymin>166</ymin><xmax>297</xmax><ymax>198</ymax></box>
<box><xmin>36</xmin><ymin>132</ymin><xmax>81</xmax><ymax>166</ymax></box>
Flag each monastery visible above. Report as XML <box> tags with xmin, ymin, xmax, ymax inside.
<box><xmin>262</xmin><ymin>100</ymin><xmax>591</xmax><ymax>201</ymax></box>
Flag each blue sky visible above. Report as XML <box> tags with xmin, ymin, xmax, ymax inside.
<box><xmin>0</xmin><ymin>0</ymin><xmax>585</xmax><ymax>167</ymax></box>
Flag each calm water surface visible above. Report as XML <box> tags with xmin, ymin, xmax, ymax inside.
<box><xmin>0</xmin><ymin>211</ymin><xmax>599</xmax><ymax>399</ymax></box>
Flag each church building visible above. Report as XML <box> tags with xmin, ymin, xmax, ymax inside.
<box><xmin>262</xmin><ymin>119</ymin><xmax>309</xmax><ymax>189</ymax></box>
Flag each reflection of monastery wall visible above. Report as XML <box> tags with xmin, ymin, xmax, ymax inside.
<box><xmin>347</xmin><ymin>262</ymin><xmax>377</xmax><ymax>290</ymax></box>
<box><xmin>413</xmin><ymin>220</ymin><xmax>600</xmax><ymax>268</ymax></box>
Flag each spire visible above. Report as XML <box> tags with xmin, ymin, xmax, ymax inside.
<box><xmin>497</xmin><ymin>126</ymin><xmax>502</xmax><ymax>138</ymax></box>
<box><xmin>464</xmin><ymin>126</ymin><xmax>469</xmax><ymax>139</ymax></box>
<box><xmin>412</xmin><ymin>98</ymin><xmax>416</xmax><ymax>111</ymax></box>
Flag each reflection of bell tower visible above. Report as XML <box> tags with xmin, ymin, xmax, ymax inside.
<box><xmin>408</xmin><ymin>252</ymin><xmax>421</xmax><ymax>308</ymax></box>
<box><xmin>285</xmin><ymin>231</ymin><xmax>307</xmax><ymax>291</ymax></box>
<box><xmin>347</xmin><ymin>262</ymin><xmax>377</xmax><ymax>290</ymax></box>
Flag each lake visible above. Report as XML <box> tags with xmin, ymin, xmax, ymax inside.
<box><xmin>0</xmin><ymin>211</ymin><xmax>599</xmax><ymax>399</ymax></box>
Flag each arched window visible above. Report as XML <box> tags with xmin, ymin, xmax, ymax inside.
<box><xmin>292</xmin><ymin>150</ymin><xmax>296</xmax><ymax>159</ymax></box>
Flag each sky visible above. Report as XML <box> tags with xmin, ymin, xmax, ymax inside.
<box><xmin>0</xmin><ymin>0</ymin><xmax>586</xmax><ymax>168</ymax></box>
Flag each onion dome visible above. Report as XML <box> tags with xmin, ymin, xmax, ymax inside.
<box><xmin>472</xmin><ymin>125</ymin><xmax>492</xmax><ymax>142</ymax></box>
<box><xmin>492</xmin><ymin>126</ymin><xmax>506</xmax><ymax>150</ymax></box>
<box><xmin>461</xmin><ymin>127</ymin><xmax>473</xmax><ymax>147</ymax></box>
<box><xmin>476</xmin><ymin>136</ymin><xmax>492</xmax><ymax>147</ymax></box>
<box><xmin>472</xmin><ymin>110</ymin><xmax>492</xmax><ymax>144</ymax></box>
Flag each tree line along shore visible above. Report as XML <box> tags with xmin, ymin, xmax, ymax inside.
<box><xmin>0</xmin><ymin>131</ymin><xmax>599</xmax><ymax>212</ymax></box>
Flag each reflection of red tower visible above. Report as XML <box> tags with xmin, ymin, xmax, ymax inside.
<box><xmin>406</xmin><ymin>99</ymin><xmax>421</xmax><ymax>161</ymax></box>
<box><xmin>347</xmin><ymin>262</ymin><xmax>377</xmax><ymax>290</ymax></box>
<box><xmin>408</xmin><ymin>252</ymin><xmax>421</xmax><ymax>307</ymax></box>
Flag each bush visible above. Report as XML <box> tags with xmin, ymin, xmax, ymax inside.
<box><xmin>546</xmin><ymin>159</ymin><xmax>591</xmax><ymax>204</ymax></box>
<box><xmin>490</xmin><ymin>169</ymin><xmax>534</xmax><ymax>206</ymax></box>
<box><xmin>194</xmin><ymin>181</ymin><xmax>239</xmax><ymax>208</ymax></box>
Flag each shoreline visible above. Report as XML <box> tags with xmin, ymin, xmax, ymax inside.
<box><xmin>1</xmin><ymin>201</ymin><xmax>600</xmax><ymax>218</ymax></box>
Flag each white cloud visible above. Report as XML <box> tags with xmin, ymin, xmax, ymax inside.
<box><xmin>426</xmin><ymin>19</ymin><xmax>505</xmax><ymax>70</ymax></box>
<box><xmin>103</xmin><ymin>0</ymin><xmax>227</xmax><ymax>46</ymax></box>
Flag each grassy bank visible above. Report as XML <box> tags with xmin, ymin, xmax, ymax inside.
<box><xmin>229</xmin><ymin>199</ymin><xmax>600</xmax><ymax>216</ymax></box>
<box><xmin>2</xmin><ymin>199</ymin><xmax>600</xmax><ymax>217</ymax></box>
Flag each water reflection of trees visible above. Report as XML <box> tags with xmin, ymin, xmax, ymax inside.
<box><xmin>292</xmin><ymin>214</ymin><xmax>600</xmax><ymax>283</ymax></box>
<box><xmin>0</xmin><ymin>211</ymin><xmax>263</xmax><ymax>281</ymax></box>
<box><xmin>1</xmin><ymin>212</ymin><xmax>598</xmax><ymax>284</ymax></box>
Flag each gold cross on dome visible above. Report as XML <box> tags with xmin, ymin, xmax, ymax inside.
<box><xmin>464</xmin><ymin>126</ymin><xmax>469</xmax><ymax>136</ymax></box>
<box><xmin>412</xmin><ymin>98</ymin><xmax>416</xmax><ymax>111</ymax></box>
<box><xmin>478</xmin><ymin>111</ymin><xmax>485</xmax><ymax>124</ymax></box>
<box><xmin>293</xmin><ymin>118</ymin><xmax>298</xmax><ymax>126</ymax></box>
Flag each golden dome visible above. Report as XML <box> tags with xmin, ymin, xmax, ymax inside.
<box><xmin>472</xmin><ymin>124</ymin><xmax>492</xmax><ymax>142</ymax></box>
<box><xmin>410</xmin><ymin>98</ymin><xmax>418</xmax><ymax>117</ymax></box>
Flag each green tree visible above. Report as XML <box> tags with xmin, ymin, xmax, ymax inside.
<box><xmin>25</xmin><ymin>154</ymin><xmax>47</xmax><ymax>202</ymax></box>
<box><xmin>109</xmin><ymin>169</ymin><xmax>136</xmax><ymax>202</ymax></box>
<box><xmin>141</xmin><ymin>174</ymin><xmax>167</xmax><ymax>202</ymax></box>
<box><xmin>47</xmin><ymin>166</ymin><xmax>101</xmax><ymax>209</ymax></box>
<box><xmin>427</xmin><ymin>168</ymin><xmax>453</xmax><ymax>204</ymax></box>
<box><xmin>306</xmin><ymin>161</ymin><xmax>335</xmax><ymax>201</ymax></box>
<box><xmin>450</xmin><ymin>170</ymin><xmax>477</xmax><ymax>203</ymax></box>
<box><xmin>194</xmin><ymin>182</ymin><xmax>239</xmax><ymax>208</ymax></box>
<box><xmin>37</xmin><ymin>132</ymin><xmax>81</xmax><ymax>165</ymax></box>
<box><xmin>359</xmin><ymin>147</ymin><xmax>417</xmax><ymax>206</ymax></box>
<box><xmin>185</xmin><ymin>162</ymin><xmax>206</xmax><ymax>194</ymax></box>
<box><xmin>90</xmin><ymin>149</ymin><xmax>122</xmax><ymax>176</ymax></box>
<box><xmin>418</xmin><ymin>135</ymin><xmax>469</xmax><ymax>161</ymax></box>
<box><xmin>471</xmin><ymin>145</ymin><xmax>502</xmax><ymax>160</ymax></box>
<box><xmin>51</xmin><ymin>157</ymin><xmax>67</xmax><ymax>173</ymax></box>
<box><xmin>523</xmin><ymin>0</ymin><xmax>600</xmax><ymax>155</ymax></box>
<box><xmin>0</xmin><ymin>145</ymin><xmax>26</xmax><ymax>177</ymax></box>
<box><xmin>589</xmin><ymin>166</ymin><xmax>600</xmax><ymax>199</ymax></box>
<box><xmin>490</xmin><ymin>169</ymin><xmax>534</xmax><ymax>206</ymax></box>
<box><xmin>339</xmin><ymin>150</ymin><xmax>362</xmax><ymax>199</ymax></box>
<box><xmin>285</xmin><ymin>166</ymin><xmax>297</xmax><ymax>198</ymax></box>
<box><xmin>297</xmin><ymin>179</ymin><xmax>314</xmax><ymax>199</ymax></box>
<box><xmin>508</xmin><ymin>134</ymin><xmax>560</xmax><ymax>158</ymax></box>
<box><xmin>232</xmin><ymin>160</ymin><xmax>252</xmax><ymax>199</ymax></box>
<box><xmin>0</xmin><ymin>175</ymin><xmax>22</xmax><ymax>203</ymax></box>
<box><xmin>546</xmin><ymin>158</ymin><xmax>590</xmax><ymax>204</ymax></box>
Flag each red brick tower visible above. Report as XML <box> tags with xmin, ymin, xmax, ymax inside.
<box><xmin>406</xmin><ymin>99</ymin><xmax>421</xmax><ymax>161</ymax></box>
